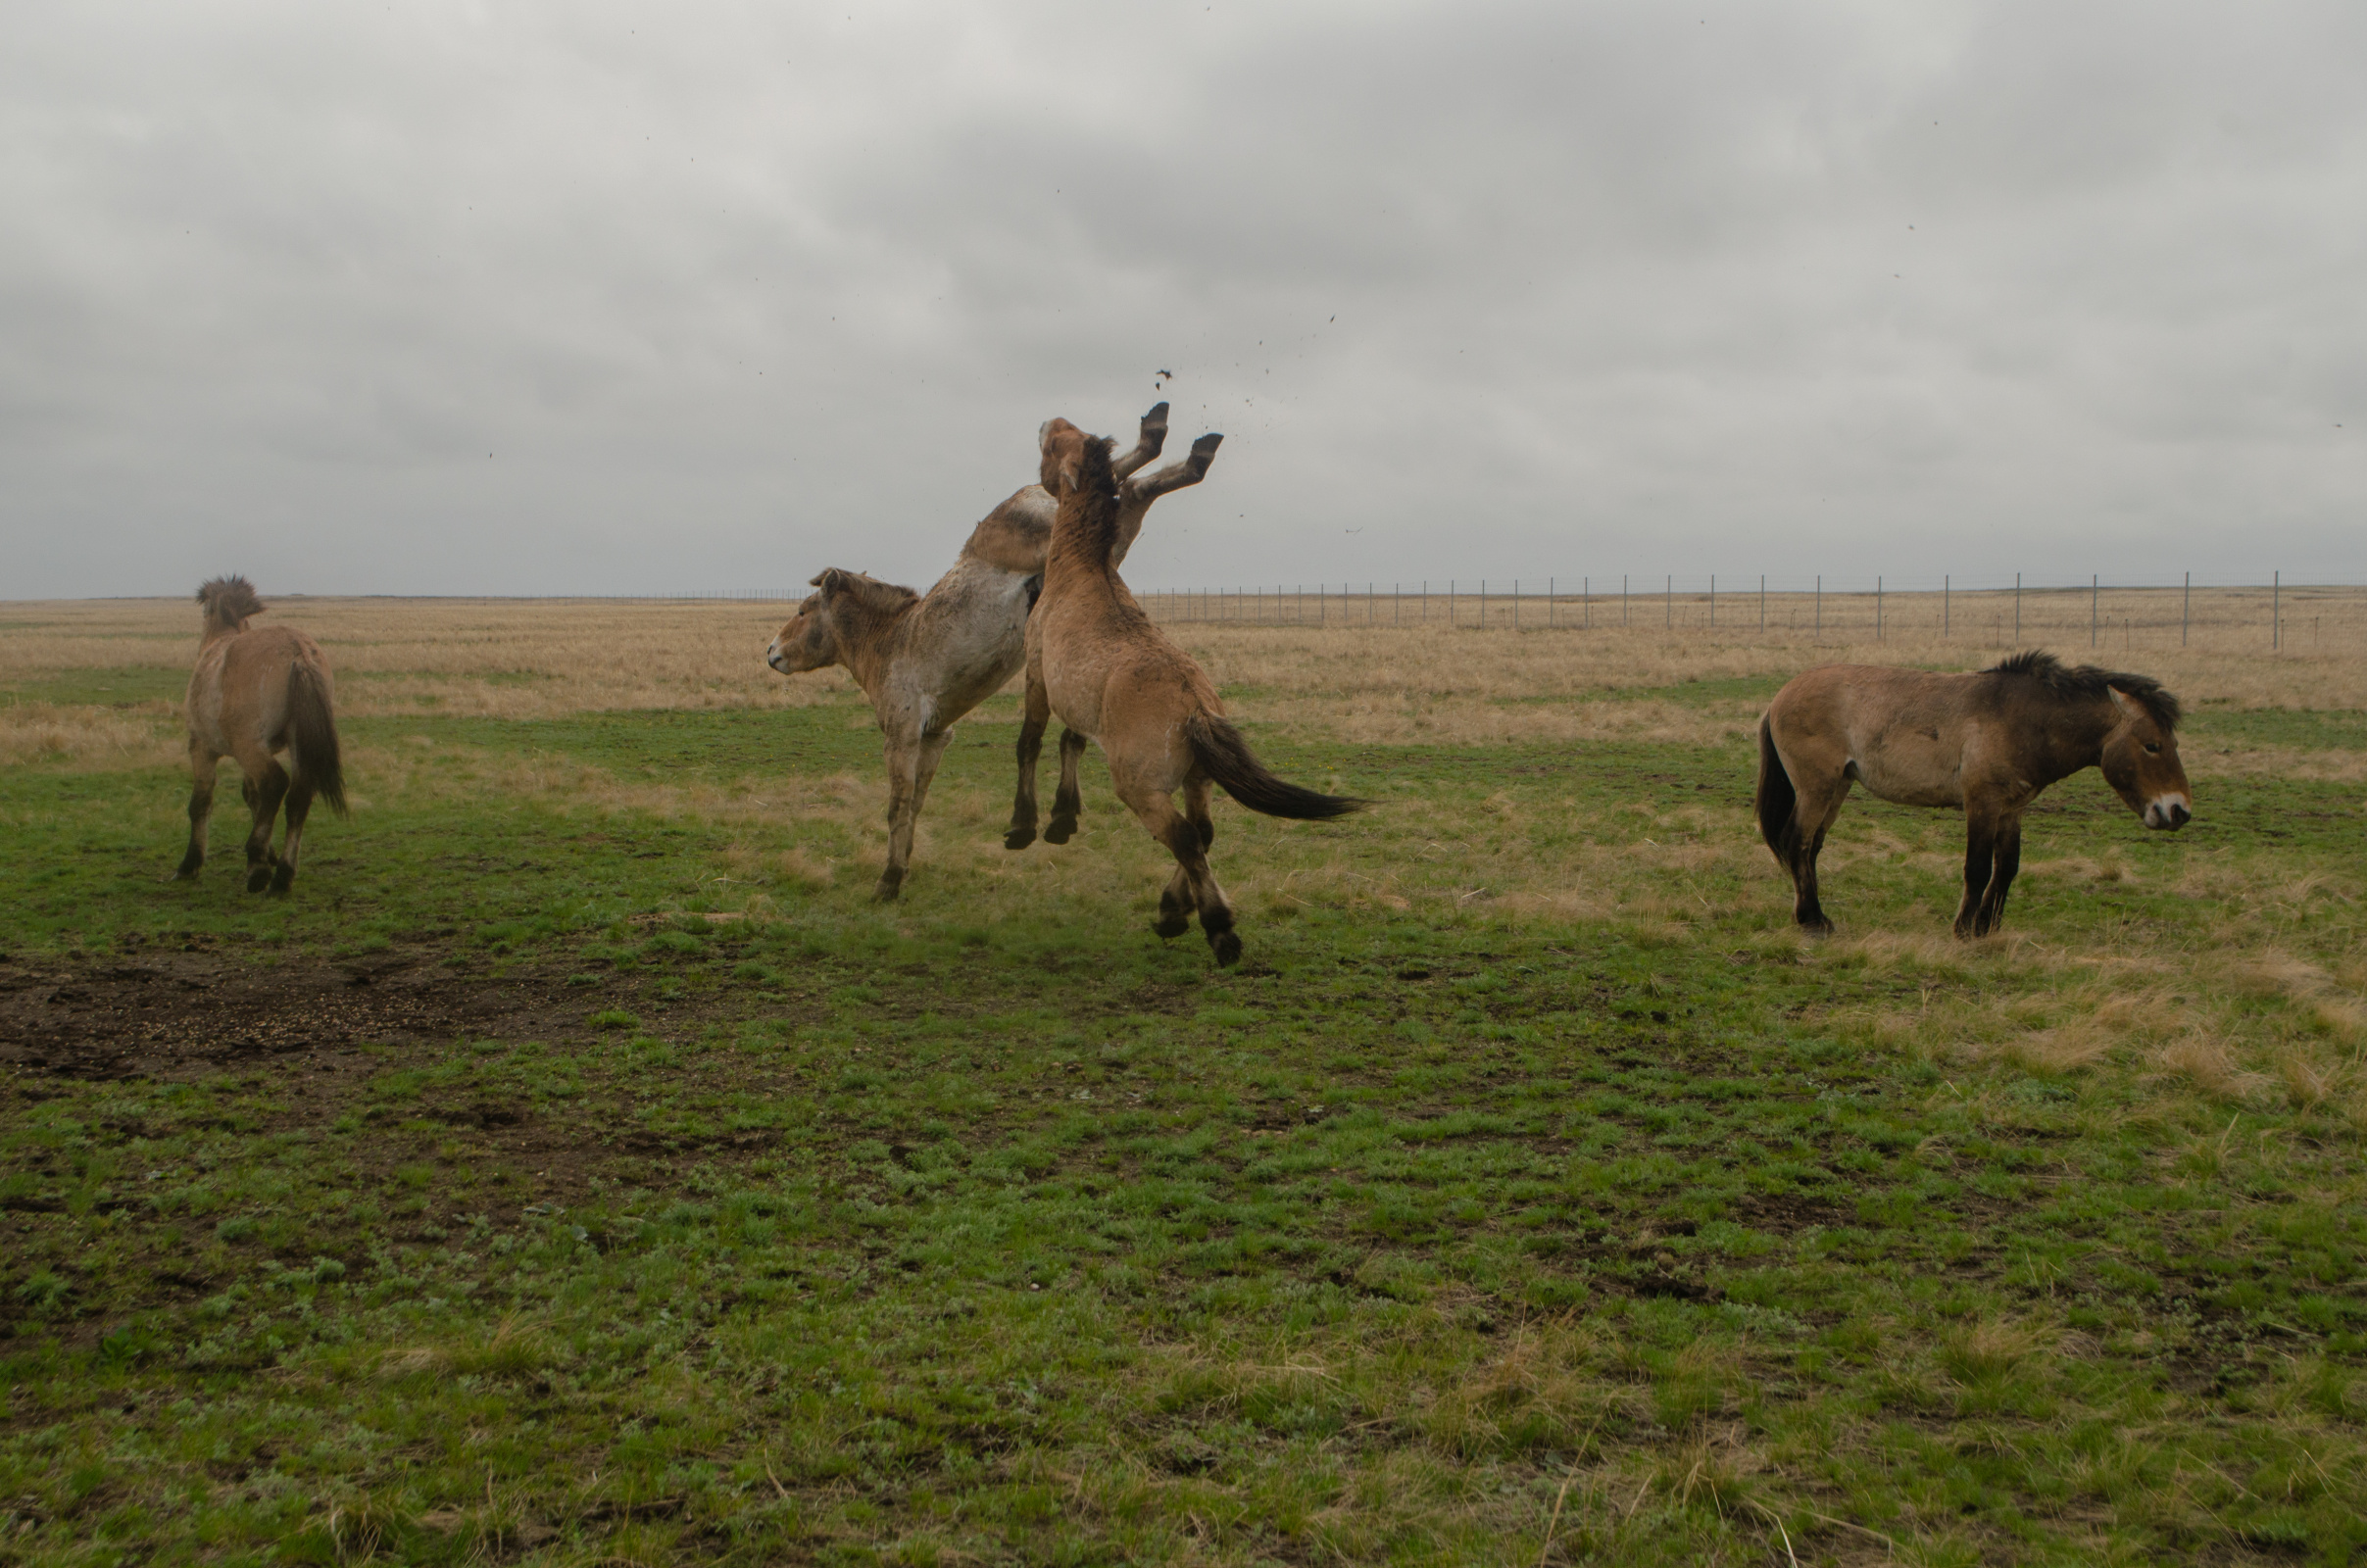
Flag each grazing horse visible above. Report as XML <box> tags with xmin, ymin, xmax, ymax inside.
<box><xmin>1756</xmin><ymin>651</ymin><xmax>2190</xmax><ymax>938</ymax></box>
<box><xmin>766</xmin><ymin>403</ymin><xmax>1219</xmax><ymax>900</ymax></box>
<box><xmin>1015</xmin><ymin>419</ymin><xmax>1361</xmax><ymax>965</ymax></box>
<box><xmin>177</xmin><ymin>576</ymin><xmax>347</xmax><ymax>893</ymax></box>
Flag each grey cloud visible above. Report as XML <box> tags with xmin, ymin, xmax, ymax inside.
<box><xmin>4</xmin><ymin>0</ymin><xmax>2362</xmax><ymax>599</ymax></box>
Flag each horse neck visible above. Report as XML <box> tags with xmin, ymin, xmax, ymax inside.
<box><xmin>198</xmin><ymin>612</ymin><xmax>247</xmax><ymax>645</ymax></box>
<box><xmin>829</xmin><ymin>604</ymin><xmax>911</xmax><ymax>701</ymax></box>
<box><xmin>2036</xmin><ymin>696</ymin><xmax>2121</xmax><ymax>782</ymax></box>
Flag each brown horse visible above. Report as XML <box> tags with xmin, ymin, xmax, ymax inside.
<box><xmin>1756</xmin><ymin>651</ymin><xmax>2190</xmax><ymax>938</ymax></box>
<box><xmin>766</xmin><ymin>404</ymin><xmax>1218</xmax><ymax>899</ymax></box>
<box><xmin>178</xmin><ymin>576</ymin><xmax>347</xmax><ymax>893</ymax></box>
<box><xmin>1014</xmin><ymin>419</ymin><xmax>1361</xmax><ymax>965</ymax></box>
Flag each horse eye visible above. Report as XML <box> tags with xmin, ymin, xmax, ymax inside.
<box><xmin>2144</xmin><ymin>743</ymin><xmax>2160</xmax><ymax>755</ymax></box>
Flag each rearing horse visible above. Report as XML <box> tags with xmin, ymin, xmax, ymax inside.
<box><xmin>766</xmin><ymin>404</ymin><xmax>1219</xmax><ymax>900</ymax></box>
<box><xmin>1016</xmin><ymin>419</ymin><xmax>1361</xmax><ymax>965</ymax></box>
<box><xmin>1756</xmin><ymin>651</ymin><xmax>2190</xmax><ymax>937</ymax></box>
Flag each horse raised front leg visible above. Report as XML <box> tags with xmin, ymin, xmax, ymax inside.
<box><xmin>1110</xmin><ymin>401</ymin><xmax>1169</xmax><ymax>481</ymax></box>
<box><xmin>242</xmin><ymin>760</ymin><xmax>289</xmax><ymax>894</ymax></box>
<box><xmin>1044</xmin><ymin>729</ymin><xmax>1088</xmax><ymax>844</ymax></box>
<box><xmin>1005</xmin><ymin>676</ymin><xmax>1051</xmax><ymax>851</ymax></box>
<box><xmin>176</xmin><ymin>748</ymin><xmax>218</xmax><ymax>879</ymax></box>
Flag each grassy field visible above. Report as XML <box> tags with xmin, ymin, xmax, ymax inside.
<box><xmin>3</xmin><ymin>595</ymin><xmax>2366</xmax><ymax>1564</ymax></box>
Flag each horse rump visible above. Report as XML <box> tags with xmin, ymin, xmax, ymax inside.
<box><xmin>1755</xmin><ymin>713</ymin><xmax>1800</xmax><ymax>865</ymax></box>
<box><xmin>286</xmin><ymin>659</ymin><xmax>347</xmax><ymax>815</ymax></box>
<box><xmin>1185</xmin><ymin>714</ymin><xmax>1362</xmax><ymax>820</ymax></box>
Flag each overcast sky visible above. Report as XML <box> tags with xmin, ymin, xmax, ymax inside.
<box><xmin>5</xmin><ymin>0</ymin><xmax>2362</xmax><ymax>599</ymax></box>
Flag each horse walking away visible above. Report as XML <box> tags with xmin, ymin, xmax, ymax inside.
<box><xmin>1755</xmin><ymin>651</ymin><xmax>2190</xmax><ymax>938</ymax></box>
<box><xmin>178</xmin><ymin>576</ymin><xmax>347</xmax><ymax>893</ymax></box>
<box><xmin>766</xmin><ymin>403</ymin><xmax>1219</xmax><ymax>900</ymax></box>
<box><xmin>1013</xmin><ymin>419</ymin><xmax>1361</xmax><ymax>965</ymax></box>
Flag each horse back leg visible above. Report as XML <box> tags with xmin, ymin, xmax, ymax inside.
<box><xmin>1004</xmin><ymin>674</ymin><xmax>1051</xmax><ymax>851</ymax></box>
<box><xmin>240</xmin><ymin>754</ymin><xmax>290</xmax><ymax>893</ymax></box>
<box><xmin>1116</xmin><ymin>780</ymin><xmax>1238</xmax><ymax>966</ymax></box>
<box><xmin>176</xmin><ymin>746</ymin><xmax>219</xmax><ymax>879</ymax></box>
<box><xmin>1789</xmin><ymin>776</ymin><xmax>1850</xmax><ymax>934</ymax></box>
<box><xmin>270</xmin><ymin>781</ymin><xmax>316</xmax><ymax>893</ymax></box>
<box><xmin>1045</xmin><ymin>728</ymin><xmax>1089</xmax><ymax>844</ymax></box>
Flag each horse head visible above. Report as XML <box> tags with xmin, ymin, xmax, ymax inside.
<box><xmin>196</xmin><ymin>575</ymin><xmax>266</xmax><ymax>637</ymax></box>
<box><xmin>2099</xmin><ymin>685</ymin><xmax>2192</xmax><ymax>830</ymax></box>
<box><xmin>767</xmin><ymin>569</ymin><xmax>918</xmax><ymax>676</ymax></box>
<box><xmin>1037</xmin><ymin>417</ymin><xmax>1091</xmax><ymax>498</ymax></box>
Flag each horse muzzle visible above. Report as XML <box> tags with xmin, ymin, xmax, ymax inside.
<box><xmin>765</xmin><ymin>642</ymin><xmax>790</xmax><ymax>674</ymax></box>
<box><xmin>2144</xmin><ymin>794</ymin><xmax>2192</xmax><ymax>830</ymax></box>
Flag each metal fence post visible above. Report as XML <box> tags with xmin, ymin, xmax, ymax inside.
<box><xmin>2182</xmin><ymin>571</ymin><xmax>2189</xmax><ymax>646</ymax></box>
<box><xmin>2090</xmin><ymin>574</ymin><xmax>2097</xmax><ymax>648</ymax></box>
<box><xmin>2274</xmin><ymin>570</ymin><xmax>2281</xmax><ymax>650</ymax></box>
<box><xmin>1710</xmin><ymin>574</ymin><xmax>1716</xmax><ymax>628</ymax></box>
<box><xmin>1944</xmin><ymin>574</ymin><xmax>1949</xmax><ymax>637</ymax></box>
<box><xmin>1759</xmin><ymin>573</ymin><xmax>1765</xmax><ymax>632</ymax></box>
<box><xmin>1665</xmin><ymin>574</ymin><xmax>1672</xmax><ymax>629</ymax></box>
<box><xmin>1815</xmin><ymin>575</ymin><xmax>1821</xmax><ymax>634</ymax></box>
<box><xmin>1877</xmin><ymin>575</ymin><xmax>1883</xmax><ymax>642</ymax></box>
<box><xmin>2014</xmin><ymin>573</ymin><xmax>2020</xmax><ymax>641</ymax></box>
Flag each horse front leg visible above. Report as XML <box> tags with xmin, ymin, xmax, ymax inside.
<box><xmin>1004</xmin><ymin>675</ymin><xmax>1050</xmax><ymax>851</ymax></box>
<box><xmin>876</xmin><ymin>732</ymin><xmax>924</xmax><ymax>901</ymax></box>
<box><xmin>1971</xmin><ymin>814</ymin><xmax>2023</xmax><ymax>937</ymax></box>
<box><xmin>176</xmin><ymin>747</ymin><xmax>218</xmax><ymax>879</ymax></box>
<box><xmin>242</xmin><ymin>759</ymin><xmax>289</xmax><ymax>893</ymax></box>
<box><xmin>1044</xmin><ymin>729</ymin><xmax>1089</xmax><ymax>845</ymax></box>
<box><xmin>1954</xmin><ymin>810</ymin><xmax>1999</xmax><ymax>939</ymax></box>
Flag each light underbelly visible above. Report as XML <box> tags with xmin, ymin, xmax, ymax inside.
<box><xmin>1851</xmin><ymin>756</ymin><xmax>1963</xmax><ymax>809</ymax></box>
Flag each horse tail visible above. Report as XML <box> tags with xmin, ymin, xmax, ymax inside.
<box><xmin>1754</xmin><ymin>711</ymin><xmax>1796</xmax><ymax>863</ymax></box>
<box><xmin>286</xmin><ymin>657</ymin><xmax>347</xmax><ymax>816</ymax></box>
<box><xmin>1185</xmin><ymin>713</ymin><xmax>1363</xmax><ymax>820</ymax></box>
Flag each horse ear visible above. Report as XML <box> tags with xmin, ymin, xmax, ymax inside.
<box><xmin>2106</xmin><ymin>685</ymin><xmax>2132</xmax><ymax>714</ymax></box>
<box><xmin>810</xmin><ymin>568</ymin><xmax>849</xmax><ymax>595</ymax></box>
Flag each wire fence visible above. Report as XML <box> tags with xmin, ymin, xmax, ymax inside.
<box><xmin>1131</xmin><ymin>574</ymin><xmax>2352</xmax><ymax>652</ymax></box>
<box><xmin>671</xmin><ymin>575</ymin><xmax>2359</xmax><ymax>652</ymax></box>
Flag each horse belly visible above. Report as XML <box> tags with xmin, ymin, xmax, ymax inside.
<box><xmin>1854</xmin><ymin>749</ymin><xmax>1963</xmax><ymax>809</ymax></box>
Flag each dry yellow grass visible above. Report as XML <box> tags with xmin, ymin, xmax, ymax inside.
<box><xmin>6</xmin><ymin>587</ymin><xmax>2364</xmax><ymax>744</ymax></box>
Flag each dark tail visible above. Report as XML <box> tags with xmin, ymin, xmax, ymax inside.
<box><xmin>1185</xmin><ymin>714</ymin><xmax>1363</xmax><ymax>820</ymax></box>
<box><xmin>287</xmin><ymin>660</ymin><xmax>347</xmax><ymax>815</ymax></box>
<box><xmin>1754</xmin><ymin>713</ymin><xmax>1795</xmax><ymax>863</ymax></box>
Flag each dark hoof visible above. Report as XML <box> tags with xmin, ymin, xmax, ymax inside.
<box><xmin>1004</xmin><ymin>825</ymin><xmax>1036</xmax><ymax>852</ymax></box>
<box><xmin>1044</xmin><ymin>816</ymin><xmax>1077</xmax><ymax>846</ymax></box>
<box><xmin>872</xmin><ymin>877</ymin><xmax>903</xmax><ymax>903</ymax></box>
<box><xmin>1798</xmin><ymin>915</ymin><xmax>1835</xmax><ymax>937</ymax></box>
<box><xmin>1208</xmin><ymin>930</ymin><xmax>1243</xmax><ymax>967</ymax></box>
<box><xmin>173</xmin><ymin>863</ymin><xmax>200</xmax><ymax>882</ymax></box>
<box><xmin>1153</xmin><ymin>911</ymin><xmax>1191</xmax><ymax>940</ymax></box>
<box><xmin>245</xmin><ymin>865</ymin><xmax>273</xmax><ymax>893</ymax></box>
<box><xmin>269</xmin><ymin>863</ymin><xmax>295</xmax><ymax>894</ymax></box>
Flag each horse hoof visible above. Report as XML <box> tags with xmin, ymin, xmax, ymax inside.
<box><xmin>245</xmin><ymin>866</ymin><xmax>272</xmax><ymax>893</ymax></box>
<box><xmin>269</xmin><ymin>865</ymin><xmax>295</xmax><ymax>894</ymax></box>
<box><xmin>872</xmin><ymin>879</ymin><xmax>903</xmax><ymax>903</ymax></box>
<box><xmin>1209</xmin><ymin>931</ymin><xmax>1243</xmax><ymax>967</ymax></box>
<box><xmin>1153</xmin><ymin>912</ymin><xmax>1191</xmax><ymax>940</ymax></box>
<box><xmin>1800</xmin><ymin>917</ymin><xmax>1835</xmax><ymax>937</ymax></box>
<box><xmin>1044</xmin><ymin>817</ymin><xmax>1076</xmax><ymax>846</ymax></box>
<box><xmin>1004</xmin><ymin>826</ymin><xmax>1035</xmax><ymax>852</ymax></box>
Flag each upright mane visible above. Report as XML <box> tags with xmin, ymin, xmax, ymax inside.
<box><xmin>196</xmin><ymin>575</ymin><xmax>266</xmax><ymax>634</ymax></box>
<box><xmin>1059</xmin><ymin>435</ymin><xmax>1122</xmax><ymax>565</ymax></box>
<box><xmin>811</xmin><ymin>568</ymin><xmax>919</xmax><ymax>627</ymax></box>
<box><xmin>1983</xmin><ymin>650</ymin><xmax>2181</xmax><ymax>730</ymax></box>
